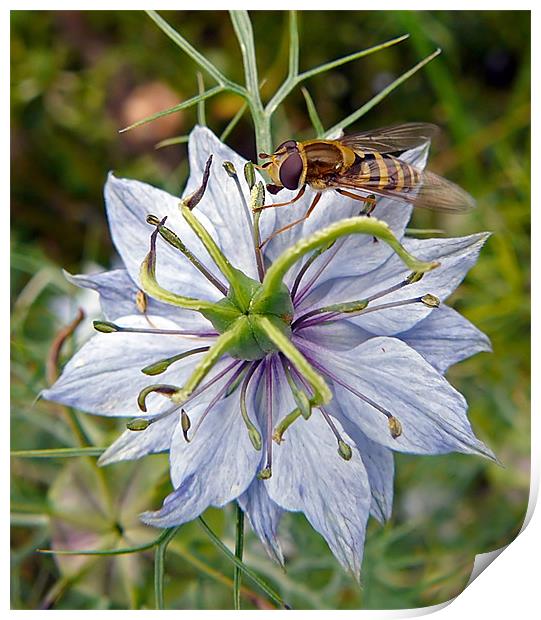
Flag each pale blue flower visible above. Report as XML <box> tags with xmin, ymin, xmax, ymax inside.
<box><xmin>43</xmin><ymin>127</ymin><xmax>493</xmax><ymax>577</ymax></box>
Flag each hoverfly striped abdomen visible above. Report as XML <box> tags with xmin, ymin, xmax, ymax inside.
<box><xmin>352</xmin><ymin>152</ymin><xmax>419</xmax><ymax>192</ymax></box>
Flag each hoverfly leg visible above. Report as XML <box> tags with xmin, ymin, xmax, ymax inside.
<box><xmin>335</xmin><ymin>189</ymin><xmax>378</xmax><ymax>242</ymax></box>
<box><xmin>254</xmin><ymin>185</ymin><xmax>306</xmax><ymax>212</ymax></box>
<box><xmin>259</xmin><ymin>192</ymin><xmax>322</xmax><ymax>249</ymax></box>
<box><xmin>359</xmin><ymin>194</ymin><xmax>377</xmax><ymax>217</ymax></box>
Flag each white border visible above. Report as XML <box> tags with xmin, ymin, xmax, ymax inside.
<box><xmin>7</xmin><ymin>3</ymin><xmax>535</xmax><ymax>616</ymax></box>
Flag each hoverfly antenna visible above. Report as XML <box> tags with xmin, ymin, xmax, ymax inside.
<box><xmin>258</xmin><ymin>152</ymin><xmax>271</xmax><ymax>159</ymax></box>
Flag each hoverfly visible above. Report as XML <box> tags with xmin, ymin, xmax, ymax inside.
<box><xmin>255</xmin><ymin>123</ymin><xmax>475</xmax><ymax>244</ymax></box>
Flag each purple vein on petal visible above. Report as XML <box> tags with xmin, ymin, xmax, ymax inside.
<box><xmin>293</xmin><ymin>239</ymin><xmax>346</xmax><ymax>306</ymax></box>
<box><xmin>189</xmin><ymin>362</ymin><xmax>249</xmax><ymax>439</ymax></box>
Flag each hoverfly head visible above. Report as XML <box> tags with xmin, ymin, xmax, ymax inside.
<box><xmin>272</xmin><ymin>141</ymin><xmax>303</xmax><ymax>190</ymax></box>
<box><xmin>258</xmin><ymin>140</ymin><xmax>304</xmax><ymax>191</ymax></box>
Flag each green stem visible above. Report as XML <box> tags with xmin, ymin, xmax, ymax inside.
<box><xmin>154</xmin><ymin>527</ymin><xmax>180</xmax><ymax>609</ymax></box>
<box><xmin>146</xmin><ymin>11</ymin><xmax>231</xmax><ymax>87</ymax></box>
<box><xmin>233</xmin><ymin>505</ymin><xmax>245</xmax><ymax>609</ymax></box>
<box><xmin>198</xmin><ymin>516</ymin><xmax>288</xmax><ymax>609</ymax></box>
<box><xmin>38</xmin><ymin>527</ymin><xmax>176</xmax><ymax>557</ymax></box>
<box><xmin>11</xmin><ymin>447</ymin><xmax>105</xmax><ymax>459</ymax></box>
<box><xmin>257</xmin><ymin>216</ymin><xmax>439</xmax><ymax>305</ymax></box>
<box><xmin>324</xmin><ymin>48</ymin><xmax>441</xmax><ymax>137</ymax></box>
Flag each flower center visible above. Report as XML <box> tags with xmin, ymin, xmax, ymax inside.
<box><xmin>205</xmin><ymin>270</ymin><xmax>294</xmax><ymax>361</ymax></box>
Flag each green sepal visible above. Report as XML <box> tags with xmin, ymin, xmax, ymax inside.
<box><xmin>200</xmin><ymin>297</ymin><xmax>241</xmax><ymax>333</ymax></box>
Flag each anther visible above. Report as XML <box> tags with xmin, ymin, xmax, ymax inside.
<box><xmin>244</xmin><ymin>162</ymin><xmax>256</xmax><ymax>190</ymax></box>
<box><xmin>93</xmin><ymin>320</ymin><xmax>120</xmax><ymax>333</ymax></box>
<box><xmin>135</xmin><ymin>290</ymin><xmax>147</xmax><ymax>313</ymax></box>
<box><xmin>272</xmin><ymin>407</ymin><xmax>302</xmax><ymax>444</ymax></box>
<box><xmin>257</xmin><ymin>467</ymin><xmax>272</xmax><ymax>480</ymax></box>
<box><xmin>388</xmin><ymin>416</ymin><xmax>402</xmax><ymax>439</ymax></box>
<box><xmin>126</xmin><ymin>418</ymin><xmax>150</xmax><ymax>431</ymax></box>
<box><xmin>319</xmin><ymin>406</ymin><xmax>354</xmax><ymax>462</ymax></box>
<box><xmin>421</xmin><ymin>293</ymin><xmax>440</xmax><ymax>308</ymax></box>
<box><xmin>222</xmin><ymin>161</ymin><xmax>237</xmax><ymax>177</ymax></box>
<box><xmin>181</xmin><ymin>409</ymin><xmax>191</xmax><ymax>442</ymax></box>
<box><xmin>338</xmin><ymin>440</ymin><xmax>353</xmax><ymax>461</ymax></box>
<box><xmin>141</xmin><ymin>347</ymin><xmax>210</xmax><ymax>376</ymax></box>
<box><xmin>406</xmin><ymin>271</ymin><xmax>424</xmax><ymax>284</ymax></box>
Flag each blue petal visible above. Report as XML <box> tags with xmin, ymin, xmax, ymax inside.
<box><xmin>141</xmin><ymin>388</ymin><xmax>261</xmax><ymax>528</ymax></box>
<box><xmin>238</xmin><ymin>481</ymin><xmax>285</xmax><ymax>566</ymax></box>
<box><xmin>263</xmin><ymin>362</ymin><xmax>371</xmax><ymax>578</ymax></box>
<box><xmin>299</xmin><ymin>233</ymin><xmax>490</xmax><ymax>336</ymax></box>
<box><xmin>297</xmin><ymin>335</ymin><xmax>495</xmax><ymax>460</ymax></box>
<box><xmin>399</xmin><ymin>304</ymin><xmax>491</xmax><ymax>374</ymax></box>
<box><xmin>185</xmin><ymin>126</ymin><xmax>275</xmax><ymax>280</ymax></box>
<box><xmin>105</xmin><ymin>173</ymin><xmax>223</xmax><ymax>302</ymax></box>
<box><xmin>42</xmin><ymin>315</ymin><xmax>217</xmax><ymax>417</ymax></box>
<box><xmin>65</xmin><ymin>268</ymin><xmax>210</xmax><ymax>330</ymax></box>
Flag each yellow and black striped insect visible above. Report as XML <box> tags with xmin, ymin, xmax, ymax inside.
<box><xmin>256</xmin><ymin>123</ymin><xmax>475</xmax><ymax>243</ymax></box>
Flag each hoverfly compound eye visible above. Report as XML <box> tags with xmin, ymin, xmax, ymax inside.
<box><xmin>279</xmin><ymin>152</ymin><xmax>303</xmax><ymax>190</ymax></box>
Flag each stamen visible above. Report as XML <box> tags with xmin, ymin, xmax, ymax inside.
<box><xmin>272</xmin><ymin>407</ymin><xmax>302</xmax><ymax>444</ymax></box>
<box><xmin>92</xmin><ymin>320</ymin><xmax>217</xmax><ymax>338</ymax></box>
<box><xmin>222</xmin><ymin>160</ymin><xmax>264</xmax><ymax>281</ymax></box>
<box><xmin>290</xmin><ymin>240</ymin><xmax>336</xmax><ymax>301</ymax></box>
<box><xmin>138</xmin><ymin>384</ymin><xmax>179</xmax><ymax>412</ymax></box>
<box><xmin>126</xmin><ymin>360</ymin><xmax>242</xmax><ymax>430</ymax></box>
<box><xmin>297</xmin><ymin>295</ymin><xmax>441</xmax><ymax>329</ymax></box>
<box><xmin>300</xmin><ymin>348</ymin><xmax>403</xmax><ymax>441</ymax></box>
<box><xmin>292</xmin><ymin>201</ymin><xmax>377</xmax><ymax>305</ymax></box>
<box><xmin>293</xmin><ymin>271</ymin><xmax>426</xmax><ymax>328</ymax></box>
<box><xmin>282</xmin><ymin>358</ymin><xmax>312</xmax><ymax>420</ymax></box>
<box><xmin>319</xmin><ymin>406</ymin><xmax>353</xmax><ymax>461</ymax></box>
<box><xmin>146</xmin><ymin>214</ymin><xmax>227</xmax><ymax>295</ymax></box>
<box><xmin>141</xmin><ymin>347</ymin><xmax>210</xmax><ymax>376</ymax></box>
<box><xmin>184</xmin><ymin>154</ymin><xmax>213</xmax><ymax>210</ymax></box>
<box><xmin>188</xmin><ymin>362</ymin><xmax>248</xmax><ymax>441</ymax></box>
<box><xmin>240</xmin><ymin>362</ymin><xmax>263</xmax><ymax>450</ymax></box>
<box><xmin>257</xmin><ymin>359</ymin><xmax>274</xmax><ymax>480</ymax></box>
<box><xmin>126</xmin><ymin>400</ymin><xmax>182</xmax><ymax>431</ymax></box>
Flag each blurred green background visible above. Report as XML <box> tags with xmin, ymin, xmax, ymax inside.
<box><xmin>11</xmin><ymin>10</ymin><xmax>530</xmax><ymax>610</ymax></box>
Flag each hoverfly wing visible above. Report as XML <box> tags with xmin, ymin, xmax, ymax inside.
<box><xmin>334</xmin><ymin>165</ymin><xmax>476</xmax><ymax>213</ymax></box>
<box><xmin>340</xmin><ymin>122</ymin><xmax>439</xmax><ymax>154</ymax></box>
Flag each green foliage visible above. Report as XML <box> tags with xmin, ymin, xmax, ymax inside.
<box><xmin>11</xmin><ymin>9</ymin><xmax>530</xmax><ymax>610</ymax></box>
